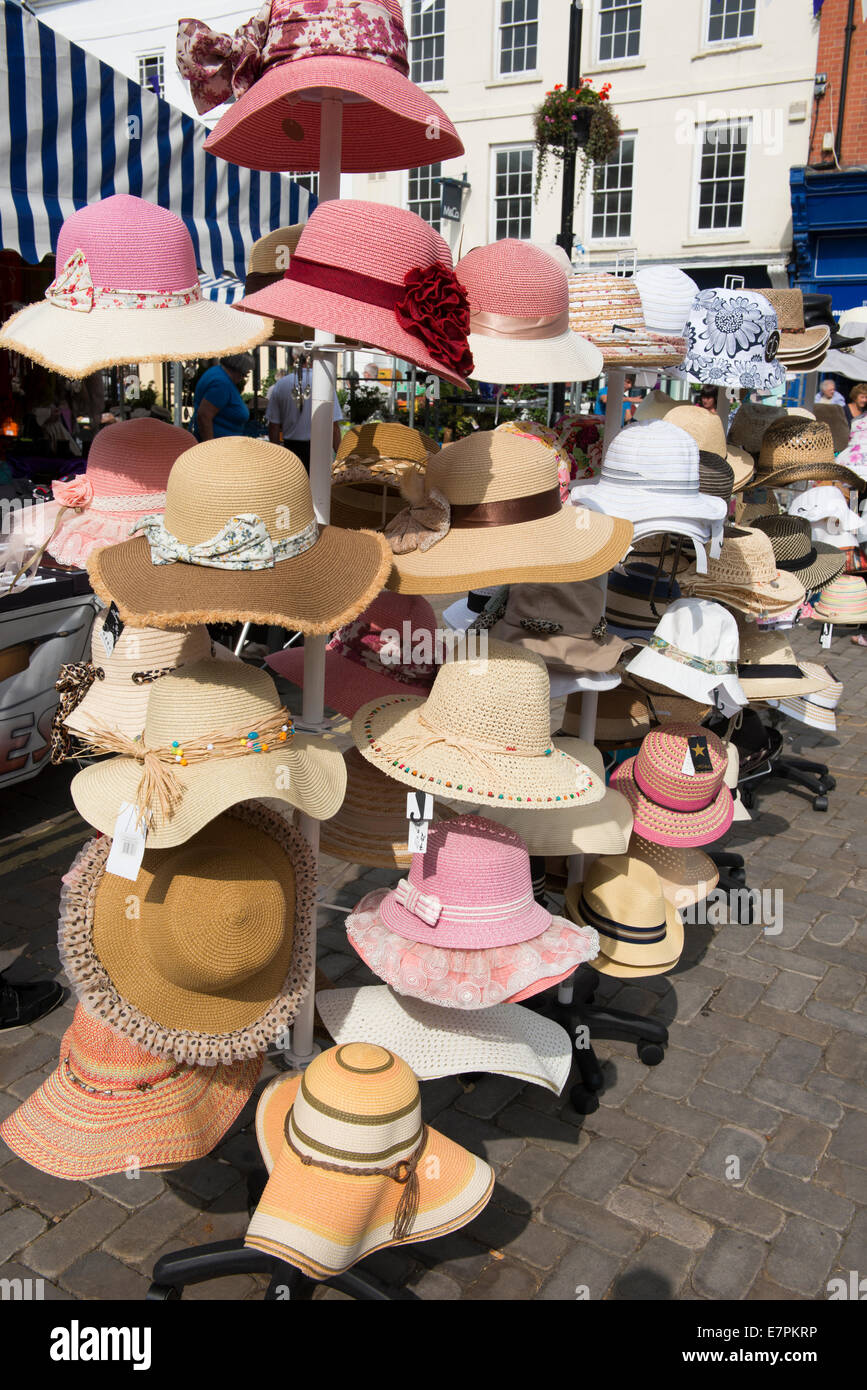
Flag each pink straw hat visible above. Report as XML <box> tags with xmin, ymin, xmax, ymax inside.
<box><xmin>611</xmin><ymin>723</ymin><xmax>733</xmax><ymax>848</ymax></box>
<box><xmin>179</xmin><ymin>0</ymin><xmax>464</xmax><ymax>174</ymax></box>
<box><xmin>0</xmin><ymin>195</ymin><xmax>273</xmax><ymax>377</ymax></box>
<box><xmin>239</xmin><ymin>199</ymin><xmax>473</xmax><ymax>388</ymax></box>
<box><xmin>346</xmin><ymin>815</ymin><xmax>600</xmax><ymax>1008</ymax></box>
<box><xmin>267</xmin><ymin>591</ymin><xmax>439</xmax><ymax>718</ymax></box>
<box><xmin>457</xmin><ymin>241</ymin><xmax>602</xmax><ymax>385</ymax></box>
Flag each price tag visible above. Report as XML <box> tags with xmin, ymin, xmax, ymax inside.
<box><xmin>104</xmin><ymin>802</ymin><xmax>147</xmax><ymax>881</ymax></box>
<box><xmin>406</xmin><ymin>792</ymin><xmax>434</xmax><ymax>855</ymax></box>
<box><xmin>101</xmin><ymin>602</ymin><xmax>125</xmax><ymax>658</ymax></box>
<box><xmin>687</xmin><ymin>734</ymin><xmax>714</xmax><ymax>773</ymax></box>
<box><xmin>820</xmin><ymin>623</ymin><xmax>833</xmax><ymax>650</ymax></box>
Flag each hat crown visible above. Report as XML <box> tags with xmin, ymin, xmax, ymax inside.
<box><xmin>56</xmin><ymin>195</ymin><xmax>198</xmax><ymax>293</ymax></box>
<box><xmin>423</xmin><ymin>640</ymin><xmax>552</xmax><ymax>754</ymax></box>
<box><xmin>759</xmin><ymin>418</ymin><xmax>835</xmax><ymax>470</ymax></box>
<box><xmin>336</xmin><ymin>422</ymin><xmax>436</xmax><ymax>468</ymax></box>
<box><xmin>752</xmin><ymin>513</ymin><xmax>813</xmax><ymax>561</ymax></box>
<box><xmin>583</xmin><ymin>855</ymin><xmax>667</xmax><ymax>934</ymax></box>
<box><xmin>142</xmin><ymin>659</ymin><xmax>283</xmax><ymax>746</ymax></box>
<box><xmin>458</xmin><ymin>240</ymin><xmax>568</xmax><ymax>318</ymax></box>
<box><xmin>568</xmin><ymin>272</ymin><xmax>648</xmax><ymax>331</ymax></box>
<box><xmin>249</xmin><ymin>224</ymin><xmax>304</xmax><ymax>275</ymax></box>
<box><xmin>654</xmin><ymin>597</ymin><xmax>739</xmax><ymax>661</ymax></box>
<box><xmin>636</xmin><ymin>723</ymin><xmax>727</xmax><ymax>806</ymax></box>
<box><xmin>66</xmin><ymin>1004</ymin><xmax>175</xmax><ymax>1091</ymax></box>
<box><xmin>763</xmin><ymin>288</ymin><xmax>805</xmax><ymax>332</ymax></box>
<box><xmin>666</xmin><ymin>404</ymin><xmax>726</xmax><ymax>458</ymax></box>
<box><xmin>295</xmin><ymin>199</ymin><xmax>453</xmax><ymax>290</ymax></box>
<box><xmin>162</xmin><ymin>437</ymin><xmax>314</xmax><ymax>545</ymax></box>
<box><xmin>84</xmin><ymin>419</ymin><xmax>194</xmax><ymax>499</ymax></box>
<box><xmin>404</xmin><ymin>814</ymin><xmax>535</xmax><ymax>929</ymax></box>
<box><xmin>729</xmin><ymin>400</ymin><xmax>787</xmax><ymax>454</ymax></box>
<box><xmin>633</xmin><ymin>266</ymin><xmax>699</xmax><ymax>332</ymax></box>
<box><xmin>90</xmin><ymin>614</ymin><xmax>212</xmax><ymax>676</ymax></box>
<box><xmin>427</xmin><ymin>428</ymin><xmax>559</xmax><ymax>506</ymax></box>
<box><xmin>603</xmin><ymin>420</ymin><xmax>700</xmax><ymax>490</ymax></box>
<box><xmin>502</xmin><ymin>577</ymin><xmax>605</xmax><ymax>639</ymax></box>
<box><xmin>288</xmin><ymin>1044</ymin><xmax>423</xmax><ymax>1171</ymax></box>
<box><xmin>706</xmin><ymin>526</ymin><xmax>781</xmax><ymax>587</ymax></box>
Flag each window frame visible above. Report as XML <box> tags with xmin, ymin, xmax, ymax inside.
<box><xmin>704</xmin><ymin>0</ymin><xmax>758</xmax><ymax>48</ymax></box>
<box><xmin>294</xmin><ymin>172</ymin><xmax>320</xmax><ymax>200</ymax></box>
<box><xmin>408</xmin><ymin>0</ymin><xmax>447</xmax><ymax>87</ymax></box>
<box><xmin>490</xmin><ymin>142</ymin><xmax>536</xmax><ymax>243</ymax></box>
<box><xmin>137</xmin><ymin>52</ymin><xmax>165</xmax><ymax>98</ymax></box>
<box><xmin>495</xmin><ymin>0</ymin><xmax>541</xmax><ymax>81</ymax></box>
<box><xmin>405</xmin><ymin>162</ymin><xmax>444</xmax><ymax>234</ymax></box>
<box><xmin>587</xmin><ymin>132</ymin><xmax>636</xmax><ymax>244</ymax></box>
<box><xmin>595</xmin><ymin>0</ymin><xmax>643</xmax><ymax>66</ymax></box>
<box><xmin>691</xmin><ymin>117</ymin><xmax>752</xmax><ymax>236</ymax></box>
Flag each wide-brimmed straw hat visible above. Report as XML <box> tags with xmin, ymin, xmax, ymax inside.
<box><xmin>735</xmin><ymin>621</ymin><xmax>831</xmax><ymax>699</ymax></box>
<box><xmin>633</xmin><ymin>266</ymin><xmax>699</xmax><ymax>336</ymax></box>
<box><xmin>750</xmin><ymin>514</ymin><xmax>846</xmax><ymax>594</ymax></box>
<box><xmin>568</xmin><ymin>273</ymin><xmax>687</xmax><ymax>367</ymax></box>
<box><xmin>240</xmin><ymin>200</ymin><xmax>474</xmax><ymax>388</ymax></box>
<box><xmin>346</xmin><ymin>816</ymin><xmax>600</xmax><ymax>1007</ymax></box>
<box><xmin>0</xmin><ymin>196</ymin><xmax>273</xmax><ymax>377</ymax></box>
<box><xmin>180</xmin><ymin>1</ymin><xmax>464</xmax><ymax>174</ymax></box>
<box><xmin>353</xmin><ymin>639</ymin><xmax>605</xmax><ymax>809</ymax></box>
<box><xmin>0</xmin><ymin>1005</ymin><xmax>262</xmax><ymax>1180</ymax></box>
<box><xmin>385</xmin><ymin>427</ymin><xmax>632</xmax><ymax>595</ymax></box>
<box><xmin>728</xmin><ymin>399</ymin><xmax>788</xmax><ymax>457</ymax></box>
<box><xmin>756</xmin><ymin>418</ymin><xmax>861</xmax><ymax>489</ymax></box>
<box><xmin>244</xmin><ymin>223</ymin><xmax>312</xmax><ymax>343</ymax></box>
<box><xmin>611</xmin><ymin>724</ymin><xmax>733</xmax><ymax>848</ymax></box>
<box><xmin>565</xmin><ymin>855</ymin><xmax>684</xmax><ymax>977</ymax></box>
<box><xmin>763</xmin><ymin>289</ymin><xmax>830</xmax><ymax>367</ymax></box>
<box><xmin>320</xmin><ymin>747</ymin><xmax>454</xmax><ymax>870</ymax></box>
<box><xmin>87</xmin><ymin>437</ymin><xmax>392</xmax><ymax>636</ymax></box>
<box><xmin>314</xmin><ymin>987</ymin><xmax>573</xmax><ymax>1094</ymax></box>
<box><xmin>59</xmin><ymin>803</ymin><xmax>316</xmax><ymax>1064</ymax></box>
<box><xmin>457</xmin><ymin>240</ymin><xmax>602</xmax><ymax>385</ymax></box>
<box><xmin>492</xmin><ymin>578</ymin><xmax>631</xmax><ymax>676</ymax></box>
<box><xmin>813</xmin><ymin>574</ymin><xmax>867</xmax><ymax>624</ymax></box>
<box><xmin>266</xmin><ymin>592</ymin><xmax>439</xmax><ymax>719</ymax></box>
<box><xmin>626</xmin><ymin>598</ymin><xmax>747</xmax><ymax>709</ymax></box>
<box><xmin>71</xmin><ymin>660</ymin><xmax>347</xmax><ymax>847</ymax></box>
<box><xmin>246</xmin><ymin>1044</ymin><xmax>493</xmax><ymax>1280</ymax></box>
<box><xmin>771</xmin><ymin>661</ymin><xmax>843</xmax><ymax>731</ymax></box>
<box><xmin>679</xmin><ymin>526</ymin><xmax>807</xmax><ymax>615</ymax></box>
<box><xmin>630</xmin><ymin>837</ymin><xmax>719</xmax><ymax>909</ymax></box>
<box><xmin>674</xmin><ymin>288</ymin><xmax>785</xmax><ymax>392</ymax></box>
<box><xmin>666</xmin><ymin>404</ymin><xmax>755</xmax><ymax>492</ymax></box>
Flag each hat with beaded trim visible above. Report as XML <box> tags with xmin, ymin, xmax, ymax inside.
<box><xmin>610</xmin><ymin>724</ymin><xmax>734</xmax><ymax>848</ymax></box>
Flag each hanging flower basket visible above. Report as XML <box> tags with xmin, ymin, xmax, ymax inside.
<box><xmin>534</xmin><ymin>80</ymin><xmax>622</xmax><ymax>203</ymax></box>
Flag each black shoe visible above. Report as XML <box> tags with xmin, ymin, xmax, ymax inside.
<box><xmin>0</xmin><ymin>977</ymin><xmax>65</xmax><ymax>1032</ymax></box>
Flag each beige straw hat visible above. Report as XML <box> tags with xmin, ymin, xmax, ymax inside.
<box><xmin>58</xmin><ymin>803</ymin><xmax>316</xmax><ymax>1064</ymax></box>
<box><xmin>320</xmin><ymin>747</ymin><xmax>454</xmax><ymax>870</ymax></box>
<box><xmin>666</xmin><ymin>404</ymin><xmax>755</xmax><ymax>492</ymax></box>
<box><xmin>385</xmin><ymin>428</ymin><xmax>632</xmax><ymax>594</ymax></box>
<box><xmin>680</xmin><ymin>526</ymin><xmax>806</xmax><ymax>615</ymax></box>
<box><xmin>353</xmin><ymin>639</ymin><xmax>605</xmax><ymax>809</ymax></box>
<box><xmin>330</xmin><ymin>422</ymin><xmax>438</xmax><ymax>532</ymax></box>
<box><xmin>244</xmin><ymin>224</ymin><xmax>313</xmax><ymax>343</ymax></box>
<box><xmin>565</xmin><ymin>854</ymin><xmax>684</xmax><ymax>977</ymax></box>
<box><xmin>763</xmin><ymin>290</ymin><xmax>830</xmax><ymax>366</ymax></box>
<box><xmin>71</xmin><ymin>659</ymin><xmax>347</xmax><ymax>847</ymax></box>
<box><xmin>630</xmin><ymin>836</ymin><xmax>720</xmax><ymax>909</ymax></box>
<box><xmin>756</xmin><ymin>419</ymin><xmax>860</xmax><ymax>490</ymax></box>
<box><xmin>736</xmin><ymin>621</ymin><xmax>830</xmax><ymax>700</ymax></box>
<box><xmin>87</xmin><ymin>437</ymin><xmax>393</xmax><ymax>636</ymax></box>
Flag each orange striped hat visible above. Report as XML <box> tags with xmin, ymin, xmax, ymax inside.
<box><xmin>246</xmin><ymin>1043</ymin><xmax>493</xmax><ymax>1280</ymax></box>
<box><xmin>0</xmin><ymin>1004</ymin><xmax>261</xmax><ymax>1180</ymax></box>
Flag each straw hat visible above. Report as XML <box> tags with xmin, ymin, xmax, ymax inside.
<box><xmin>813</xmin><ymin>402</ymin><xmax>852</xmax><ymax>455</ymax></box>
<box><xmin>561</xmin><ymin>685</ymin><xmax>711</xmax><ymax>746</ymax></box>
<box><xmin>246</xmin><ymin>1044</ymin><xmax>493</xmax><ymax>1280</ymax></box>
<box><xmin>626</xmin><ymin>598</ymin><xmax>747</xmax><ymax>709</ymax></box>
<box><xmin>86</xmin><ymin>437</ymin><xmax>392</xmax><ymax>636</ymax></box>
<box><xmin>346</xmin><ymin>816</ymin><xmax>601</xmax><ymax>1007</ymax></box>
<box><xmin>698</xmin><ymin>452</ymin><xmax>735</xmax><ymax>500</ymax></box>
<box><xmin>332</xmin><ymin>423</ymin><xmax>437</xmax><ymax>490</ymax></box>
<box><xmin>59</xmin><ymin>804</ymin><xmax>316</xmax><ymax>1064</ymax></box>
<box><xmin>71</xmin><ymin>660</ymin><xmax>347</xmax><ymax>847</ymax></box>
<box><xmin>240</xmin><ymin>200</ymin><xmax>473</xmax><ymax>388</ymax></box>
<box><xmin>633</xmin><ymin>266</ymin><xmax>699</xmax><ymax>336</ymax></box>
<box><xmin>750</xmin><ymin>514</ymin><xmax>846</xmax><ymax>594</ymax></box>
<box><xmin>674</xmin><ymin>289</ymin><xmax>785</xmax><ymax>393</ymax></box>
<box><xmin>457</xmin><ymin>240</ymin><xmax>602</xmax><ymax>385</ymax></box>
<box><xmin>244</xmin><ymin>223</ymin><xmax>312</xmax><ymax>343</ymax></box>
<box><xmin>679</xmin><ymin>526</ymin><xmax>807</xmax><ymax>615</ymax></box>
<box><xmin>634</xmin><ymin>389</ymin><xmax>677</xmax><ymax>423</ymax></box>
<box><xmin>610</xmin><ymin>724</ymin><xmax>733</xmax><ymax>847</ymax></box>
<box><xmin>630</xmin><ymin>837</ymin><xmax>719</xmax><ymax>909</ymax></box>
<box><xmin>267</xmin><ymin>592</ymin><xmax>439</xmax><ymax>719</ymax></box>
<box><xmin>606</xmin><ymin>567</ymin><xmax>680</xmax><ymax>632</ymax></box>
<box><xmin>492</xmin><ymin>578</ymin><xmax>631</xmax><ymax>676</ymax></box>
<box><xmin>0</xmin><ymin>1005</ymin><xmax>261</xmax><ymax>1180</ymax></box>
<box><xmin>813</xmin><ymin>574</ymin><xmax>867</xmax><ymax>624</ymax></box>
<box><xmin>181</xmin><ymin>1</ymin><xmax>463</xmax><ymax>174</ymax></box>
<box><xmin>665</xmin><ymin>404</ymin><xmax>755</xmax><ymax>492</ymax></box>
<box><xmin>385</xmin><ymin>427</ymin><xmax>632</xmax><ymax>595</ymax></box>
<box><xmin>0</xmin><ymin>196</ymin><xmax>273</xmax><ymax>377</ymax></box>
<box><xmin>568</xmin><ymin>273</ymin><xmax>687</xmax><ymax>367</ymax></box>
<box><xmin>565</xmin><ymin>855</ymin><xmax>684</xmax><ymax>976</ymax></box>
<box><xmin>314</xmin><ymin>986</ymin><xmax>574</xmax><ymax>1094</ymax></box>
<box><xmin>763</xmin><ymin>289</ymin><xmax>830</xmax><ymax>366</ymax></box>
<box><xmin>728</xmin><ymin>399</ymin><xmax>788</xmax><ymax>457</ymax></box>
<box><xmin>756</xmin><ymin>419</ymin><xmax>860</xmax><ymax>490</ymax></box>
<box><xmin>353</xmin><ymin>639</ymin><xmax>605</xmax><ymax>809</ymax></box>
<box><xmin>736</xmin><ymin>621</ymin><xmax>831</xmax><ymax>699</ymax></box>
<box><xmin>737</xmin><ymin>492</ymin><xmax>781</xmax><ymax>526</ymax></box>
<box><xmin>321</xmin><ymin>747</ymin><xmax>454</xmax><ymax>869</ymax></box>
<box><xmin>771</xmin><ymin>661</ymin><xmax>843</xmax><ymax>731</ymax></box>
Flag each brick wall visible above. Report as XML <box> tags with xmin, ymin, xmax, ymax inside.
<box><xmin>809</xmin><ymin>0</ymin><xmax>867</xmax><ymax>164</ymax></box>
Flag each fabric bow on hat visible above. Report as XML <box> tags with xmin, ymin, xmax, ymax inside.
<box><xmin>132</xmin><ymin>512</ymin><xmax>318</xmax><ymax>571</ymax></box>
<box><xmin>177</xmin><ymin>4</ymin><xmax>271</xmax><ymax>115</ymax></box>
<box><xmin>394</xmin><ymin>879</ymin><xmax>442</xmax><ymax>927</ymax></box>
<box><xmin>45</xmin><ymin>250</ymin><xmax>96</xmax><ymax>313</ymax></box>
<box><xmin>384</xmin><ymin>471</ymin><xmax>450</xmax><ymax>556</ymax></box>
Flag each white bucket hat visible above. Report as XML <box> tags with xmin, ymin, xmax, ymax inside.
<box><xmin>673</xmin><ymin>289</ymin><xmax>786</xmax><ymax>392</ymax></box>
<box><xmin>626</xmin><ymin>597</ymin><xmax>747</xmax><ymax>709</ymax></box>
<box><xmin>634</xmin><ymin>266</ymin><xmax>699</xmax><ymax>336</ymax></box>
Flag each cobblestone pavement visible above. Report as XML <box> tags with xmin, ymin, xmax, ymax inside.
<box><xmin>1</xmin><ymin>621</ymin><xmax>866</xmax><ymax>1302</ymax></box>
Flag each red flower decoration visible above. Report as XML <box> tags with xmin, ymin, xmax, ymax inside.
<box><xmin>395</xmin><ymin>262</ymin><xmax>475</xmax><ymax>380</ymax></box>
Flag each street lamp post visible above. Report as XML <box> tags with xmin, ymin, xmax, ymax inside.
<box><xmin>552</xmin><ymin>1</ymin><xmax>584</xmax><ymax>422</ymax></box>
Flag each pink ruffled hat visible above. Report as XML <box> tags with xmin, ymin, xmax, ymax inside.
<box><xmin>266</xmin><ymin>591</ymin><xmax>439</xmax><ymax>718</ymax></box>
<box><xmin>179</xmin><ymin>0</ymin><xmax>464</xmax><ymax>174</ymax></box>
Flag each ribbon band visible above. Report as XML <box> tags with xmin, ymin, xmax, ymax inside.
<box><xmin>470</xmin><ymin>309</ymin><xmax>571</xmax><ymax>342</ymax></box>
<box><xmin>450</xmin><ymin>485</ymin><xmax>562</xmax><ymax>530</ymax></box>
<box><xmin>648</xmin><ymin>635</ymin><xmax>737</xmax><ymax>678</ymax></box>
<box><xmin>579</xmin><ymin>895</ymin><xmax>668</xmax><ymax>945</ymax></box>
<box><xmin>285</xmin><ymin>255</ymin><xmax>402</xmax><ymax>312</ymax></box>
<box><xmin>775</xmin><ymin>548</ymin><xmax>817</xmax><ymax>572</ymax></box>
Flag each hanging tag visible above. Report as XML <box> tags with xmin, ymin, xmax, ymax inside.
<box><xmin>713</xmin><ymin>685</ymin><xmax>742</xmax><ymax>719</ymax></box>
<box><xmin>820</xmin><ymin>623</ymin><xmax>833</xmax><ymax>650</ymax></box>
<box><xmin>681</xmin><ymin>747</ymin><xmax>696</xmax><ymax>777</ymax></box>
<box><xmin>611</xmin><ymin>324</ymin><xmax>636</xmax><ymax>338</ymax></box>
<box><xmin>686</xmin><ymin>734</ymin><xmax>714</xmax><ymax>773</ymax></box>
<box><xmin>105</xmin><ymin>802</ymin><xmax>147</xmax><ymax>881</ymax></box>
<box><xmin>406</xmin><ymin>792</ymin><xmax>434</xmax><ymax>855</ymax></box>
<box><xmin>101</xmin><ymin>602</ymin><xmax>125</xmax><ymax>657</ymax></box>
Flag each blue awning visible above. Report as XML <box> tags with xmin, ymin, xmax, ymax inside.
<box><xmin>0</xmin><ymin>0</ymin><xmax>314</xmax><ymax>285</ymax></box>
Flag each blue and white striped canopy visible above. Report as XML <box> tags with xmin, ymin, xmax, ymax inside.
<box><xmin>0</xmin><ymin>0</ymin><xmax>314</xmax><ymax>287</ymax></box>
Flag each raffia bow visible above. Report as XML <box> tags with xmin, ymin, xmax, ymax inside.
<box><xmin>384</xmin><ymin>469</ymin><xmax>450</xmax><ymax>556</ymax></box>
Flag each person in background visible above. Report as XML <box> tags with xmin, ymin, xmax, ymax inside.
<box><xmin>816</xmin><ymin>377</ymin><xmax>846</xmax><ymax>407</ymax></box>
<box><xmin>192</xmin><ymin>354</ymin><xmax>254</xmax><ymax>441</ymax></box>
<box><xmin>845</xmin><ymin>382</ymin><xmax>867</xmax><ymax>428</ymax></box>
<box><xmin>363</xmin><ymin>363</ymin><xmax>380</xmax><ymax>382</ymax></box>
<box><xmin>696</xmin><ymin>388</ymin><xmax>719</xmax><ymax>415</ymax></box>
<box><xmin>266</xmin><ymin>353</ymin><xmax>343</xmax><ymax>471</ymax></box>
<box><xmin>596</xmin><ymin>374</ymin><xmax>642</xmax><ymax>424</ymax></box>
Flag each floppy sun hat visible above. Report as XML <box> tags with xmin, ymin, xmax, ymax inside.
<box><xmin>384</xmin><ymin>426</ymin><xmax>633</xmax><ymax>595</ymax></box>
<box><xmin>0</xmin><ymin>195</ymin><xmax>273</xmax><ymax>377</ymax></box>
<box><xmin>70</xmin><ymin>659</ymin><xmax>347</xmax><ymax>847</ymax></box>
<box><xmin>456</xmin><ymin>240</ymin><xmax>602</xmax><ymax>385</ymax></box>
<box><xmin>179</xmin><ymin>1</ymin><xmax>464</xmax><ymax>174</ymax></box>
<box><xmin>625</xmin><ymin>598</ymin><xmax>747</xmax><ymax>710</ymax></box>
<box><xmin>59</xmin><ymin>803</ymin><xmax>316</xmax><ymax>1064</ymax></box>
<box><xmin>610</xmin><ymin>724</ymin><xmax>734</xmax><ymax>848</ymax></box>
<box><xmin>86</xmin><ymin>436</ymin><xmax>392</xmax><ymax>636</ymax></box>
<box><xmin>320</xmin><ymin>747</ymin><xmax>455</xmax><ymax>870</ymax></box>
<box><xmin>239</xmin><ymin>200</ymin><xmax>474</xmax><ymax>388</ymax></box>
<box><xmin>564</xmin><ymin>854</ymin><xmax>684</xmax><ymax>977</ymax></box>
<box><xmin>0</xmin><ymin>1005</ymin><xmax>262</xmax><ymax>1181</ymax></box>
<box><xmin>674</xmin><ymin>288</ymin><xmax>785</xmax><ymax>392</ymax></box>
<box><xmin>345</xmin><ymin>815</ymin><xmax>601</xmax><ymax>1008</ymax></box>
<box><xmin>352</xmin><ymin>639</ymin><xmax>605</xmax><ymax>810</ymax></box>
<box><xmin>245</xmin><ymin>1043</ymin><xmax>493</xmax><ymax>1280</ymax></box>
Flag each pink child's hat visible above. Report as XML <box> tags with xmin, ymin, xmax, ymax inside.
<box><xmin>267</xmin><ymin>591</ymin><xmax>439</xmax><ymax>719</ymax></box>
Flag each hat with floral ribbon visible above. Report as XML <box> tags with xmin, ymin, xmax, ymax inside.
<box><xmin>625</xmin><ymin>598</ymin><xmax>747</xmax><ymax>710</ymax></box>
<box><xmin>673</xmin><ymin>288</ymin><xmax>785</xmax><ymax>392</ymax></box>
<box><xmin>610</xmin><ymin>724</ymin><xmax>733</xmax><ymax>848</ymax></box>
<box><xmin>0</xmin><ymin>196</ymin><xmax>274</xmax><ymax>377</ymax></box>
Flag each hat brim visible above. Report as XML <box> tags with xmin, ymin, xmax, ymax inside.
<box><xmin>467</xmin><ymin>328</ymin><xmax>603</xmax><ymax>386</ymax></box>
<box><xmin>737</xmin><ymin>664</ymin><xmax>832</xmax><ymax>699</ymax></box>
<box><xmin>579</xmin><ymin>331</ymin><xmax>687</xmax><ymax>368</ymax></box>
<box><xmin>87</xmin><ymin>528</ymin><xmax>393</xmax><ymax>638</ymax></box>
<box><xmin>0</xmin><ymin>300</ymin><xmax>274</xmax><ymax>381</ymax></box>
<box><xmin>491</xmin><ymin>616</ymin><xmax>630</xmax><ymax>675</ymax></box>
<box><xmin>246</xmin><ymin>1073</ymin><xmax>493</xmax><ymax>1281</ymax></box>
<box><xmin>670</xmin><ymin>356</ymin><xmax>786</xmax><ymax>392</ymax></box>
<box><xmin>754</xmin><ymin>463</ymin><xmax>862</xmax><ymax>491</ymax></box>
<box><xmin>626</xmin><ymin>644</ymin><xmax>747</xmax><ymax>710</ymax></box>
<box><xmin>564</xmin><ymin>882</ymin><xmax>685</xmax><ymax>968</ymax></box>
<box><xmin>266</xmin><ymin>645</ymin><xmax>434</xmax><ymax>721</ymax></box>
<box><xmin>320</xmin><ymin>802</ymin><xmax>456</xmax><ymax>870</ymax></box>
<box><xmin>726</xmin><ymin>444</ymin><xmax>756</xmax><ymax>492</ymax></box>
<box><xmin>387</xmin><ymin>507</ymin><xmax>633</xmax><ymax>595</ymax></box>
<box><xmin>610</xmin><ymin>758</ymin><xmax>734</xmax><ymax>848</ymax></box>
<box><xmin>571</xmin><ymin>484</ymin><xmax>728</xmax><ymax>528</ymax></box>
<box><xmin>630</xmin><ymin>838</ymin><xmax>720</xmax><ymax>909</ymax></box>
<box><xmin>776</xmin><ymin>326</ymin><xmax>831</xmax><ymax>358</ymax></box>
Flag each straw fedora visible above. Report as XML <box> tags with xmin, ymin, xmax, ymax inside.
<box><xmin>329</xmin><ymin>423</ymin><xmax>438</xmax><ymax>532</ymax></box>
<box><xmin>610</xmin><ymin>724</ymin><xmax>733</xmax><ymax>848</ymax></box>
<box><xmin>813</xmin><ymin>402</ymin><xmax>852</xmax><ymax>455</ymax></box>
<box><xmin>321</xmin><ymin>747</ymin><xmax>455</xmax><ymax>870</ymax></box>
<box><xmin>630</xmin><ymin>837</ymin><xmax>719</xmax><ymax>909</ymax></box>
<box><xmin>59</xmin><ymin>804</ymin><xmax>316</xmax><ymax>1064</ymax></box>
<box><xmin>346</xmin><ymin>816</ymin><xmax>601</xmax><ymax>1007</ymax></box>
<box><xmin>633</xmin><ymin>266</ymin><xmax>699</xmax><ymax>336</ymax></box>
<box><xmin>813</xmin><ymin>574</ymin><xmax>867</xmax><ymax>624</ymax></box>
<box><xmin>0</xmin><ymin>196</ymin><xmax>273</xmax><ymax>377</ymax></box>
<box><xmin>246</xmin><ymin>1044</ymin><xmax>493</xmax><ymax>1280</ymax></box>
<box><xmin>626</xmin><ymin>598</ymin><xmax>747</xmax><ymax>709</ymax></box>
<box><xmin>770</xmin><ymin>661</ymin><xmax>843</xmax><ymax>732</ymax></box>
<box><xmin>314</xmin><ymin>986</ymin><xmax>574</xmax><ymax>1094</ymax></box>
<box><xmin>240</xmin><ymin>200</ymin><xmax>474</xmax><ymax>389</ymax></box>
<box><xmin>750</xmin><ymin>514</ymin><xmax>846</xmax><ymax>594</ymax></box>
<box><xmin>352</xmin><ymin>639</ymin><xmax>605</xmax><ymax>809</ymax></box>
<box><xmin>735</xmin><ymin>621</ymin><xmax>831</xmax><ymax>700</ymax></box>
<box><xmin>665</xmin><ymin>404</ymin><xmax>755</xmax><ymax>492</ymax></box>
<box><xmin>71</xmin><ymin>660</ymin><xmax>347</xmax><ymax>847</ymax></box>
<box><xmin>699</xmin><ymin>453</ymin><xmax>735</xmax><ymax>501</ymax></box>
<box><xmin>674</xmin><ymin>288</ymin><xmax>785</xmax><ymax>392</ymax></box>
<box><xmin>568</xmin><ymin>273</ymin><xmax>687</xmax><ymax>367</ymax></box>
<box><xmin>457</xmin><ymin>240</ymin><xmax>602</xmax><ymax>385</ymax></box>
<box><xmin>492</xmin><ymin>578</ymin><xmax>631</xmax><ymax>676</ymax></box>
<box><xmin>0</xmin><ymin>1005</ymin><xmax>261</xmax><ymax>1180</ymax></box>
<box><xmin>728</xmin><ymin>399</ymin><xmax>788</xmax><ymax>457</ymax></box>
<box><xmin>244</xmin><ymin>223</ymin><xmax>312</xmax><ymax>343</ymax></box>
<box><xmin>763</xmin><ymin>289</ymin><xmax>830</xmax><ymax>367</ymax></box>
<box><xmin>86</xmin><ymin>437</ymin><xmax>392</xmax><ymax>636</ymax></box>
<box><xmin>679</xmin><ymin>526</ymin><xmax>807</xmax><ymax>615</ymax></box>
<box><xmin>756</xmin><ymin>419</ymin><xmax>860</xmax><ymax>490</ymax></box>
<box><xmin>565</xmin><ymin>855</ymin><xmax>684</xmax><ymax>977</ymax></box>
<box><xmin>384</xmin><ymin>428</ymin><xmax>632</xmax><ymax>595</ymax></box>
<box><xmin>180</xmin><ymin>1</ymin><xmax>464</xmax><ymax>174</ymax></box>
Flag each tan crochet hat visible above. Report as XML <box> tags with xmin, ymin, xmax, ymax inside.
<box><xmin>756</xmin><ymin>419</ymin><xmax>860</xmax><ymax>490</ymax></box>
<box><xmin>666</xmin><ymin>404</ymin><xmax>755</xmax><ymax>491</ymax></box>
<box><xmin>630</xmin><ymin>837</ymin><xmax>719</xmax><ymax>909</ymax></box>
<box><xmin>87</xmin><ymin>437</ymin><xmax>392</xmax><ymax>635</ymax></box>
<box><xmin>385</xmin><ymin>428</ymin><xmax>633</xmax><ymax>594</ymax></box>
<box><xmin>680</xmin><ymin>525</ymin><xmax>806</xmax><ymax>615</ymax></box>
